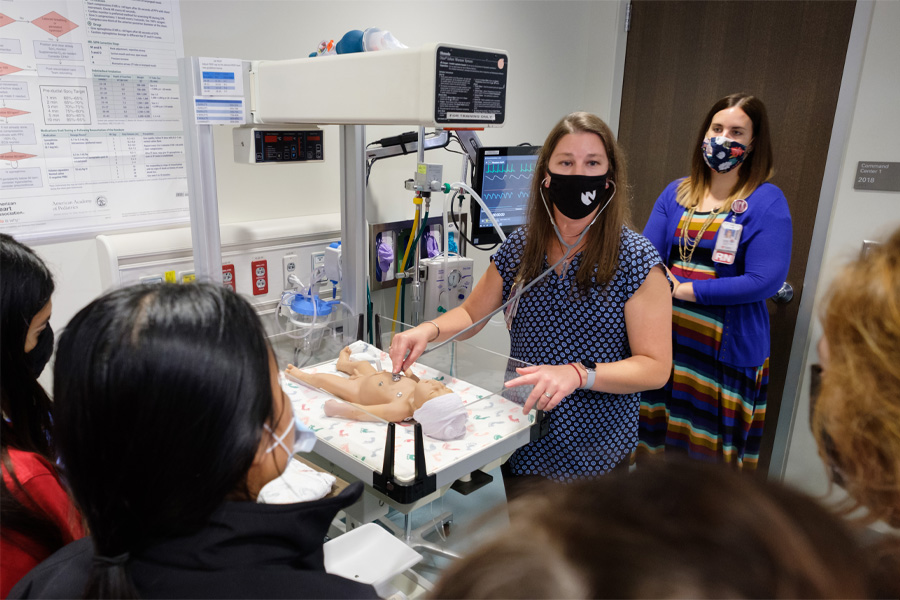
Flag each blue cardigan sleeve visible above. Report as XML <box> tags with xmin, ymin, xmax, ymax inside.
<box><xmin>693</xmin><ymin>193</ymin><xmax>792</xmax><ymax>305</ymax></box>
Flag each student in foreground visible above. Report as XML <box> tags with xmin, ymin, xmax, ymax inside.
<box><xmin>10</xmin><ymin>284</ymin><xmax>376</xmax><ymax>599</ymax></box>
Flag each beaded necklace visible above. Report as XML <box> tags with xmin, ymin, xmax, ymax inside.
<box><xmin>679</xmin><ymin>204</ymin><xmax>724</xmax><ymax>266</ymax></box>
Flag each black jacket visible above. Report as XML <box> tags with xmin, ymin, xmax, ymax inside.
<box><xmin>10</xmin><ymin>482</ymin><xmax>378</xmax><ymax>599</ymax></box>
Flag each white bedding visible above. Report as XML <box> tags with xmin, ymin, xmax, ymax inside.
<box><xmin>282</xmin><ymin>343</ymin><xmax>535</xmax><ymax>483</ymax></box>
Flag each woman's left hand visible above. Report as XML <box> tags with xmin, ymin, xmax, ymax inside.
<box><xmin>505</xmin><ymin>364</ymin><xmax>582</xmax><ymax>414</ymax></box>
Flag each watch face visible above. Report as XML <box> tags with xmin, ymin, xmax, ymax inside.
<box><xmin>580</xmin><ymin>359</ymin><xmax>596</xmax><ymax>370</ymax></box>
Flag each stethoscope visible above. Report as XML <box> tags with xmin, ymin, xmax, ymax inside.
<box><xmin>414</xmin><ymin>178</ymin><xmax>618</xmax><ymax>358</ymax></box>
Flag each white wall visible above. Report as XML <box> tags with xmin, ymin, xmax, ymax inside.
<box><xmin>782</xmin><ymin>0</ymin><xmax>900</xmax><ymax>506</ymax></box>
<box><xmin>20</xmin><ymin>0</ymin><xmax>900</xmax><ymax>511</ymax></box>
<box><xmin>29</xmin><ymin>0</ymin><xmax>626</xmax><ymax>357</ymax></box>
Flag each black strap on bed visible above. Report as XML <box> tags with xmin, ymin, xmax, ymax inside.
<box><xmin>372</xmin><ymin>422</ymin><xmax>437</xmax><ymax>504</ymax></box>
<box><xmin>531</xmin><ymin>409</ymin><xmax>550</xmax><ymax>442</ymax></box>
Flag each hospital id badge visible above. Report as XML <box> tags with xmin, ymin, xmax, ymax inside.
<box><xmin>712</xmin><ymin>221</ymin><xmax>742</xmax><ymax>265</ymax></box>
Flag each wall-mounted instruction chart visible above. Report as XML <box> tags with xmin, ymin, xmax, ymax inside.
<box><xmin>0</xmin><ymin>0</ymin><xmax>188</xmax><ymax>241</ymax></box>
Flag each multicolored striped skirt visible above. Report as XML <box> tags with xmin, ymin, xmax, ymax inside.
<box><xmin>637</xmin><ymin>300</ymin><xmax>769</xmax><ymax>470</ymax></box>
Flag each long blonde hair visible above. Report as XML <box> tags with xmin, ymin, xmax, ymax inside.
<box><xmin>677</xmin><ymin>93</ymin><xmax>776</xmax><ymax>211</ymax></box>
<box><xmin>816</xmin><ymin>227</ymin><xmax>900</xmax><ymax>526</ymax></box>
<box><xmin>516</xmin><ymin>112</ymin><xmax>631</xmax><ymax>293</ymax></box>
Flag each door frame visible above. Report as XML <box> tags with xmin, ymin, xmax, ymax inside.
<box><xmin>768</xmin><ymin>0</ymin><xmax>874</xmax><ymax>479</ymax></box>
<box><xmin>609</xmin><ymin>0</ymin><xmax>875</xmax><ymax>479</ymax></box>
<box><xmin>607</xmin><ymin>0</ymin><xmax>631</xmax><ymax>135</ymax></box>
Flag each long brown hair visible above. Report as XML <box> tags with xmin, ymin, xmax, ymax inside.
<box><xmin>676</xmin><ymin>93</ymin><xmax>775</xmax><ymax>210</ymax></box>
<box><xmin>816</xmin><ymin>227</ymin><xmax>900</xmax><ymax>527</ymax></box>
<box><xmin>516</xmin><ymin>112</ymin><xmax>631</xmax><ymax>293</ymax></box>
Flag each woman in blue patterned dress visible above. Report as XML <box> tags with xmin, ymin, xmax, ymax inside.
<box><xmin>638</xmin><ymin>94</ymin><xmax>792</xmax><ymax>470</ymax></box>
<box><xmin>390</xmin><ymin>112</ymin><xmax>672</xmax><ymax>484</ymax></box>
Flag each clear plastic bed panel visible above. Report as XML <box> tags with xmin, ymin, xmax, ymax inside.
<box><xmin>268</xmin><ymin>314</ymin><xmax>540</xmax><ymax>489</ymax></box>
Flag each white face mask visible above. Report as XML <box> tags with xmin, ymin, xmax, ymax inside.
<box><xmin>264</xmin><ymin>410</ymin><xmax>317</xmax><ymax>456</ymax></box>
<box><xmin>259</xmin><ymin>411</ymin><xmax>318</xmax><ymax>504</ymax></box>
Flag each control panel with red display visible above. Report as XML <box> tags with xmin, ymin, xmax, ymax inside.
<box><xmin>252</xmin><ymin>130</ymin><xmax>323</xmax><ymax>163</ymax></box>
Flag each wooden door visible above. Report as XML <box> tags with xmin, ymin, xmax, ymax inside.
<box><xmin>618</xmin><ymin>0</ymin><xmax>856</xmax><ymax>472</ymax></box>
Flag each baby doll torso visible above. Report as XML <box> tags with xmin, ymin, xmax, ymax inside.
<box><xmin>357</xmin><ymin>372</ymin><xmax>419</xmax><ymax>407</ymax></box>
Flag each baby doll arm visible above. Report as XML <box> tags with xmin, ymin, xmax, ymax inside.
<box><xmin>286</xmin><ymin>364</ymin><xmax>362</xmax><ymax>402</ymax></box>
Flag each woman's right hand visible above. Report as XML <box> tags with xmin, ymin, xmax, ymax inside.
<box><xmin>389</xmin><ymin>326</ymin><xmax>433</xmax><ymax>375</ymax></box>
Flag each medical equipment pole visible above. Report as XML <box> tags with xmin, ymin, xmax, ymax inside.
<box><xmin>339</xmin><ymin>125</ymin><xmax>368</xmax><ymax>336</ymax></box>
<box><xmin>409</xmin><ymin>127</ymin><xmax>427</xmax><ymax>326</ymax></box>
<box><xmin>178</xmin><ymin>57</ymin><xmax>225</xmax><ymax>284</ymax></box>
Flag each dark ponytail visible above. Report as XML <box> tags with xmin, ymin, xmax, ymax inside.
<box><xmin>85</xmin><ymin>555</ymin><xmax>137</xmax><ymax>599</ymax></box>
<box><xmin>53</xmin><ymin>284</ymin><xmax>275</xmax><ymax>599</ymax></box>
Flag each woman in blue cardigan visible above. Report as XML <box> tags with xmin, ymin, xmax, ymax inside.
<box><xmin>638</xmin><ymin>93</ymin><xmax>791</xmax><ymax>469</ymax></box>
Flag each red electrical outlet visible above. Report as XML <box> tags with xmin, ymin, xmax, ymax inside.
<box><xmin>251</xmin><ymin>259</ymin><xmax>268</xmax><ymax>295</ymax></box>
<box><xmin>222</xmin><ymin>264</ymin><xmax>236</xmax><ymax>292</ymax></box>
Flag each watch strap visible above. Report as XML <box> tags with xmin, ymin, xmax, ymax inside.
<box><xmin>584</xmin><ymin>367</ymin><xmax>596</xmax><ymax>390</ymax></box>
<box><xmin>579</xmin><ymin>359</ymin><xmax>596</xmax><ymax>390</ymax></box>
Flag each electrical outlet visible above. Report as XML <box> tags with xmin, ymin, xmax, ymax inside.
<box><xmin>251</xmin><ymin>259</ymin><xmax>268</xmax><ymax>296</ymax></box>
<box><xmin>282</xmin><ymin>253</ymin><xmax>298</xmax><ymax>289</ymax></box>
<box><xmin>310</xmin><ymin>251</ymin><xmax>325</xmax><ymax>275</ymax></box>
<box><xmin>222</xmin><ymin>264</ymin><xmax>236</xmax><ymax>292</ymax></box>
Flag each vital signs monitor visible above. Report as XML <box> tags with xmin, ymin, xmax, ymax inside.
<box><xmin>470</xmin><ymin>146</ymin><xmax>540</xmax><ymax>245</ymax></box>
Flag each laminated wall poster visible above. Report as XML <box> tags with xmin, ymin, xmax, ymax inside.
<box><xmin>0</xmin><ymin>0</ymin><xmax>189</xmax><ymax>241</ymax></box>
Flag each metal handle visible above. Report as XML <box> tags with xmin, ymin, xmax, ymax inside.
<box><xmin>771</xmin><ymin>282</ymin><xmax>793</xmax><ymax>304</ymax></box>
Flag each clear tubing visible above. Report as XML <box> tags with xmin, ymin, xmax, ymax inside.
<box><xmin>450</xmin><ymin>181</ymin><xmax>506</xmax><ymax>243</ymax></box>
<box><xmin>459</xmin><ymin>152</ymin><xmax>469</xmax><ymax>184</ymax></box>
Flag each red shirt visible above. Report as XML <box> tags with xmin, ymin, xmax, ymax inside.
<box><xmin>1</xmin><ymin>448</ymin><xmax>85</xmax><ymax>598</ymax></box>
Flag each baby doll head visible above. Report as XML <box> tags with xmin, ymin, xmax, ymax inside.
<box><xmin>411</xmin><ymin>378</ymin><xmax>453</xmax><ymax>410</ymax></box>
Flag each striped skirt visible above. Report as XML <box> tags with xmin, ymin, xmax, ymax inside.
<box><xmin>637</xmin><ymin>301</ymin><xmax>769</xmax><ymax>470</ymax></box>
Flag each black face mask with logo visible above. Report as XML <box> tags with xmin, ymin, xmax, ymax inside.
<box><xmin>544</xmin><ymin>170</ymin><xmax>613</xmax><ymax>220</ymax></box>
<box><xmin>25</xmin><ymin>325</ymin><xmax>54</xmax><ymax>378</ymax></box>
<box><xmin>808</xmin><ymin>363</ymin><xmax>845</xmax><ymax>487</ymax></box>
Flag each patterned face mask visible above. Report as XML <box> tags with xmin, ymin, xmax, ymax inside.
<box><xmin>701</xmin><ymin>136</ymin><xmax>748</xmax><ymax>173</ymax></box>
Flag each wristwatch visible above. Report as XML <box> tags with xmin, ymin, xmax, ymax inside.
<box><xmin>579</xmin><ymin>359</ymin><xmax>596</xmax><ymax>390</ymax></box>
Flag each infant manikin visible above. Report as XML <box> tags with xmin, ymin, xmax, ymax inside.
<box><xmin>285</xmin><ymin>342</ymin><xmax>467</xmax><ymax>440</ymax></box>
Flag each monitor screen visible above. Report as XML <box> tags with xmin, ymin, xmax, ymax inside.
<box><xmin>470</xmin><ymin>145</ymin><xmax>541</xmax><ymax>245</ymax></box>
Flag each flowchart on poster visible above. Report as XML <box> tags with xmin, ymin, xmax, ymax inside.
<box><xmin>0</xmin><ymin>0</ymin><xmax>188</xmax><ymax>240</ymax></box>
